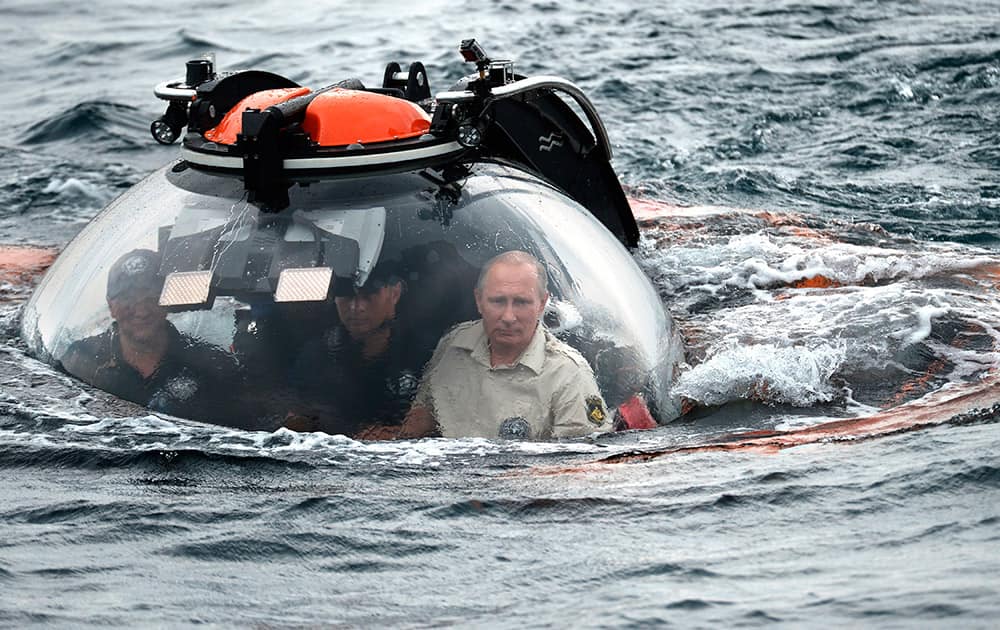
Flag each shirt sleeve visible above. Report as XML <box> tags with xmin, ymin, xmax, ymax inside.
<box><xmin>549</xmin><ymin>357</ymin><xmax>612</xmax><ymax>438</ymax></box>
<box><xmin>411</xmin><ymin>330</ymin><xmax>453</xmax><ymax>409</ymax></box>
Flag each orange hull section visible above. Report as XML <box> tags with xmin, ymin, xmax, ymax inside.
<box><xmin>570</xmin><ymin>373</ymin><xmax>1000</xmax><ymax>471</ymax></box>
<box><xmin>302</xmin><ymin>89</ymin><xmax>431</xmax><ymax>146</ymax></box>
<box><xmin>0</xmin><ymin>245</ymin><xmax>57</xmax><ymax>287</ymax></box>
<box><xmin>203</xmin><ymin>87</ymin><xmax>312</xmax><ymax>145</ymax></box>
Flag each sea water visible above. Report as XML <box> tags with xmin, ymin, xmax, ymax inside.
<box><xmin>2</xmin><ymin>1</ymin><xmax>999</xmax><ymax>626</ymax></box>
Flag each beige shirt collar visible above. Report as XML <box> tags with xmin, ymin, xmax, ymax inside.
<box><xmin>452</xmin><ymin>319</ymin><xmax>546</xmax><ymax>374</ymax></box>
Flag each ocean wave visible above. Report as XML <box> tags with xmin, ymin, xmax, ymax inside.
<box><xmin>0</xmin><ymin>441</ymin><xmax>316</xmax><ymax>473</ymax></box>
<box><xmin>21</xmin><ymin>101</ymin><xmax>150</xmax><ymax>149</ymax></box>
<box><xmin>38</xmin><ymin>40</ymin><xmax>131</xmax><ymax>66</ymax></box>
<box><xmin>176</xmin><ymin>28</ymin><xmax>238</xmax><ymax>53</ymax></box>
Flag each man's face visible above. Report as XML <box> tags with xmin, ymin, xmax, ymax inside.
<box><xmin>475</xmin><ymin>261</ymin><xmax>547</xmax><ymax>357</ymax></box>
<box><xmin>108</xmin><ymin>290</ymin><xmax>168</xmax><ymax>345</ymax></box>
<box><xmin>335</xmin><ymin>281</ymin><xmax>402</xmax><ymax>340</ymax></box>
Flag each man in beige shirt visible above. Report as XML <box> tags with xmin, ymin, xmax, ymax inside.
<box><xmin>399</xmin><ymin>250</ymin><xmax>611</xmax><ymax>440</ymax></box>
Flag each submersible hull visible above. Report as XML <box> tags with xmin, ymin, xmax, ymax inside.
<box><xmin>20</xmin><ymin>41</ymin><xmax>684</xmax><ymax>433</ymax></box>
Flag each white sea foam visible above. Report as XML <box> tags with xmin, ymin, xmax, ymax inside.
<box><xmin>675</xmin><ymin>341</ymin><xmax>845</xmax><ymax>407</ymax></box>
<box><xmin>546</xmin><ymin>298</ymin><xmax>583</xmax><ymax>333</ymax></box>
<box><xmin>894</xmin><ymin>304</ymin><xmax>950</xmax><ymax>346</ymax></box>
<box><xmin>61</xmin><ymin>414</ymin><xmax>187</xmax><ymax>435</ymax></box>
<box><xmin>892</xmin><ymin>77</ymin><xmax>915</xmax><ymax>100</ymax></box>
<box><xmin>638</xmin><ymin>222</ymin><xmax>996</xmax><ymax>298</ymax></box>
<box><xmin>41</xmin><ymin>177</ymin><xmax>111</xmax><ymax>202</ymax></box>
<box><xmin>633</xmin><ymin>210</ymin><xmax>1000</xmax><ymax>416</ymax></box>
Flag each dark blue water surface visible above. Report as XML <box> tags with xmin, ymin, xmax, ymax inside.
<box><xmin>2</xmin><ymin>1</ymin><xmax>1000</xmax><ymax>627</ymax></box>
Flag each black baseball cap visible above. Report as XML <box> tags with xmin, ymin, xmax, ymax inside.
<box><xmin>106</xmin><ymin>249</ymin><xmax>164</xmax><ymax>300</ymax></box>
<box><xmin>333</xmin><ymin>261</ymin><xmax>404</xmax><ymax>297</ymax></box>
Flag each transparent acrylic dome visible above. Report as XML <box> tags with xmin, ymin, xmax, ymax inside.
<box><xmin>21</xmin><ymin>160</ymin><xmax>683</xmax><ymax>432</ymax></box>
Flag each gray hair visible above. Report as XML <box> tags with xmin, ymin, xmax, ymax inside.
<box><xmin>476</xmin><ymin>250</ymin><xmax>548</xmax><ymax>297</ymax></box>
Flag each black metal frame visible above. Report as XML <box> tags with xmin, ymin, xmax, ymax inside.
<box><xmin>151</xmin><ymin>40</ymin><xmax>639</xmax><ymax>247</ymax></box>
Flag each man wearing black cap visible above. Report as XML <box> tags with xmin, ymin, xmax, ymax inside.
<box><xmin>60</xmin><ymin>249</ymin><xmax>240</xmax><ymax>423</ymax></box>
<box><xmin>284</xmin><ymin>263</ymin><xmax>431</xmax><ymax>436</ymax></box>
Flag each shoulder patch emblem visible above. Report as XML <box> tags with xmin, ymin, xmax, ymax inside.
<box><xmin>498</xmin><ymin>416</ymin><xmax>532</xmax><ymax>440</ymax></box>
<box><xmin>389</xmin><ymin>370</ymin><xmax>419</xmax><ymax>399</ymax></box>
<box><xmin>121</xmin><ymin>254</ymin><xmax>150</xmax><ymax>276</ymax></box>
<box><xmin>586</xmin><ymin>396</ymin><xmax>606</xmax><ymax>425</ymax></box>
<box><xmin>164</xmin><ymin>375</ymin><xmax>199</xmax><ymax>401</ymax></box>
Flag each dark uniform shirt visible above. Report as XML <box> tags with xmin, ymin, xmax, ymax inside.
<box><xmin>288</xmin><ymin>324</ymin><xmax>427</xmax><ymax>436</ymax></box>
<box><xmin>60</xmin><ymin>322</ymin><xmax>245</xmax><ymax>427</ymax></box>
